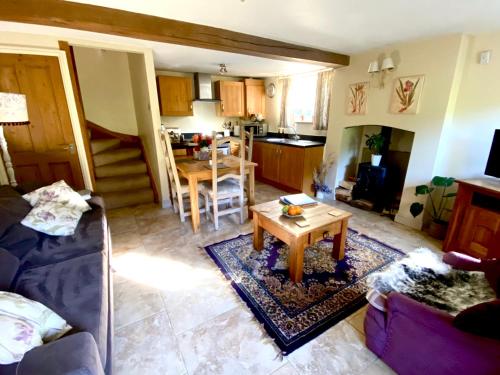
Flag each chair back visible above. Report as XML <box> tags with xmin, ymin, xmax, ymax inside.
<box><xmin>160</xmin><ymin>130</ymin><xmax>183</xmax><ymax>197</ymax></box>
<box><xmin>211</xmin><ymin>131</ymin><xmax>245</xmax><ymax>197</ymax></box>
<box><xmin>244</xmin><ymin>128</ymin><xmax>254</xmax><ymax>161</ymax></box>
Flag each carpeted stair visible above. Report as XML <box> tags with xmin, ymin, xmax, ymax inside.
<box><xmin>91</xmin><ymin>136</ymin><xmax>155</xmax><ymax>209</ymax></box>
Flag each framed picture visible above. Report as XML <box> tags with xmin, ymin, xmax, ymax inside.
<box><xmin>390</xmin><ymin>75</ymin><xmax>425</xmax><ymax>114</ymax></box>
<box><xmin>347</xmin><ymin>82</ymin><xmax>368</xmax><ymax>115</ymax></box>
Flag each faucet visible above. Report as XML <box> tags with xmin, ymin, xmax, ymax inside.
<box><xmin>278</xmin><ymin>125</ymin><xmax>300</xmax><ymax>140</ymax></box>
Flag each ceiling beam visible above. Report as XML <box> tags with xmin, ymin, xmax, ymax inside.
<box><xmin>0</xmin><ymin>0</ymin><xmax>350</xmax><ymax>67</ymax></box>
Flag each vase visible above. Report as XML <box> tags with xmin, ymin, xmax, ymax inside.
<box><xmin>426</xmin><ymin>220</ymin><xmax>448</xmax><ymax>240</ymax></box>
<box><xmin>371</xmin><ymin>154</ymin><xmax>382</xmax><ymax>166</ymax></box>
<box><xmin>316</xmin><ymin>191</ymin><xmax>325</xmax><ymax>200</ymax></box>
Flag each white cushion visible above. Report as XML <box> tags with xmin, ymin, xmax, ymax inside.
<box><xmin>201</xmin><ymin>180</ymin><xmax>242</xmax><ymax>195</ymax></box>
<box><xmin>0</xmin><ymin>292</ymin><xmax>72</xmax><ymax>365</ymax></box>
<box><xmin>21</xmin><ymin>200</ymin><xmax>84</xmax><ymax>236</ymax></box>
<box><xmin>23</xmin><ymin>180</ymin><xmax>91</xmax><ymax>212</ymax></box>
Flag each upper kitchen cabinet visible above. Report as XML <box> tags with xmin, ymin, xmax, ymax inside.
<box><xmin>215</xmin><ymin>80</ymin><xmax>244</xmax><ymax>117</ymax></box>
<box><xmin>157</xmin><ymin>75</ymin><xmax>194</xmax><ymax>116</ymax></box>
<box><xmin>244</xmin><ymin>79</ymin><xmax>266</xmax><ymax>118</ymax></box>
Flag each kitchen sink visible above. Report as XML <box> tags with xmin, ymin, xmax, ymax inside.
<box><xmin>266</xmin><ymin>138</ymin><xmax>287</xmax><ymax>143</ymax></box>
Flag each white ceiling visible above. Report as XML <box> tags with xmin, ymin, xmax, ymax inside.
<box><xmin>3</xmin><ymin>1</ymin><xmax>500</xmax><ymax>77</ymax></box>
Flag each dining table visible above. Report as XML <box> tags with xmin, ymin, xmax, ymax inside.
<box><xmin>176</xmin><ymin>155</ymin><xmax>257</xmax><ymax>233</ymax></box>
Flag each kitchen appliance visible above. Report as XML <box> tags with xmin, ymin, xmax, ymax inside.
<box><xmin>233</xmin><ymin>124</ymin><xmax>240</xmax><ymax>136</ymax></box>
<box><xmin>163</xmin><ymin>126</ymin><xmax>183</xmax><ymax>143</ymax></box>
<box><xmin>242</xmin><ymin>121</ymin><xmax>268</xmax><ymax>137</ymax></box>
<box><xmin>193</xmin><ymin>73</ymin><xmax>220</xmax><ymax>102</ymax></box>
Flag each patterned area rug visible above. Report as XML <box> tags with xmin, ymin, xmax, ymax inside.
<box><xmin>204</xmin><ymin>229</ymin><xmax>404</xmax><ymax>354</ymax></box>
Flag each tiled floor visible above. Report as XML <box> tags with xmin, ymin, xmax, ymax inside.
<box><xmin>109</xmin><ymin>182</ymin><xmax>442</xmax><ymax>375</ymax></box>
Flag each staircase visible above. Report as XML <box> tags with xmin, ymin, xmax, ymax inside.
<box><xmin>88</xmin><ymin>122</ymin><xmax>156</xmax><ymax>210</ymax></box>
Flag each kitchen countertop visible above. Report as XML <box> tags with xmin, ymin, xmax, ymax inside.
<box><xmin>253</xmin><ymin>137</ymin><xmax>325</xmax><ymax>148</ymax></box>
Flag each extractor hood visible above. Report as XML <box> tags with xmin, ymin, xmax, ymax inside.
<box><xmin>193</xmin><ymin>73</ymin><xmax>220</xmax><ymax>102</ymax></box>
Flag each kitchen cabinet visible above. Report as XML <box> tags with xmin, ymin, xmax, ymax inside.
<box><xmin>157</xmin><ymin>75</ymin><xmax>194</xmax><ymax>116</ymax></box>
<box><xmin>253</xmin><ymin>142</ymin><xmax>324</xmax><ymax>195</ymax></box>
<box><xmin>215</xmin><ymin>81</ymin><xmax>244</xmax><ymax>117</ymax></box>
<box><xmin>244</xmin><ymin>79</ymin><xmax>266</xmax><ymax>118</ymax></box>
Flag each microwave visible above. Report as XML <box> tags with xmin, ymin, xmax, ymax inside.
<box><xmin>242</xmin><ymin>122</ymin><xmax>268</xmax><ymax>137</ymax></box>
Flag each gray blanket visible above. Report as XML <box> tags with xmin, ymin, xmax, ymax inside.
<box><xmin>367</xmin><ymin>248</ymin><xmax>496</xmax><ymax>315</ymax></box>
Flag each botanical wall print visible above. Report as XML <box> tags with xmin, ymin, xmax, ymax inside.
<box><xmin>347</xmin><ymin>82</ymin><xmax>368</xmax><ymax>115</ymax></box>
<box><xmin>390</xmin><ymin>75</ymin><xmax>425</xmax><ymax>114</ymax></box>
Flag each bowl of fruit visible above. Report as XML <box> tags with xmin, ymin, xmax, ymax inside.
<box><xmin>281</xmin><ymin>205</ymin><xmax>304</xmax><ymax>218</ymax></box>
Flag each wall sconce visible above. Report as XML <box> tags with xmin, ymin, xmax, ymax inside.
<box><xmin>368</xmin><ymin>57</ymin><xmax>395</xmax><ymax>88</ymax></box>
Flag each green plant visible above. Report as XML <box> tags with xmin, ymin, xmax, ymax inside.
<box><xmin>410</xmin><ymin>176</ymin><xmax>457</xmax><ymax>223</ymax></box>
<box><xmin>365</xmin><ymin>133</ymin><xmax>385</xmax><ymax>155</ymax></box>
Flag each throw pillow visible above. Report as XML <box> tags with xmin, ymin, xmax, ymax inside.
<box><xmin>21</xmin><ymin>200</ymin><xmax>84</xmax><ymax>236</ymax></box>
<box><xmin>0</xmin><ymin>248</ymin><xmax>20</xmax><ymax>291</ymax></box>
<box><xmin>22</xmin><ymin>180</ymin><xmax>91</xmax><ymax>213</ymax></box>
<box><xmin>0</xmin><ymin>292</ymin><xmax>72</xmax><ymax>365</ymax></box>
<box><xmin>453</xmin><ymin>300</ymin><xmax>500</xmax><ymax>340</ymax></box>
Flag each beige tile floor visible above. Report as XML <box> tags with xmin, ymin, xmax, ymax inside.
<box><xmin>109</xmin><ymin>182</ymin><xmax>442</xmax><ymax>375</ymax></box>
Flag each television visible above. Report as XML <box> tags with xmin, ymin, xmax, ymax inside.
<box><xmin>485</xmin><ymin>129</ymin><xmax>500</xmax><ymax>178</ymax></box>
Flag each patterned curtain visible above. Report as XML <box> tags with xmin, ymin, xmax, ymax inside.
<box><xmin>313</xmin><ymin>70</ymin><xmax>334</xmax><ymax>130</ymax></box>
<box><xmin>278</xmin><ymin>77</ymin><xmax>291</xmax><ymax>128</ymax></box>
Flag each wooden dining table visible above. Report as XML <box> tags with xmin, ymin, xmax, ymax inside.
<box><xmin>176</xmin><ymin>155</ymin><xmax>257</xmax><ymax>233</ymax></box>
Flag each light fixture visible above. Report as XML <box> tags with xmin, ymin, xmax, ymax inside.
<box><xmin>219</xmin><ymin>63</ymin><xmax>228</xmax><ymax>74</ymax></box>
<box><xmin>0</xmin><ymin>92</ymin><xmax>30</xmax><ymax>187</ymax></box>
<box><xmin>368</xmin><ymin>56</ymin><xmax>396</xmax><ymax>88</ymax></box>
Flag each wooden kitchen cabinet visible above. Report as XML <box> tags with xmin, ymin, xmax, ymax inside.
<box><xmin>253</xmin><ymin>142</ymin><xmax>324</xmax><ymax>195</ymax></box>
<box><xmin>244</xmin><ymin>79</ymin><xmax>266</xmax><ymax>118</ymax></box>
<box><xmin>215</xmin><ymin>80</ymin><xmax>244</xmax><ymax>117</ymax></box>
<box><xmin>157</xmin><ymin>75</ymin><xmax>193</xmax><ymax>116</ymax></box>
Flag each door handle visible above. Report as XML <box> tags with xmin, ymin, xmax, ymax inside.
<box><xmin>61</xmin><ymin>143</ymin><xmax>75</xmax><ymax>154</ymax></box>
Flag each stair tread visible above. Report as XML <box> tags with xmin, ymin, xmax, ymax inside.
<box><xmin>93</xmin><ymin>147</ymin><xmax>142</xmax><ymax>167</ymax></box>
<box><xmin>95</xmin><ymin>159</ymin><xmax>147</xmax><ymax>178</ymax></box>
<box><xmin>101</xmin><ymin>188</ymin><xmax>154</xmax><ymax>209</ymax></box>
<box><xmin>95</xmin><ymin>147</ymin><xmax>141</xmax><ymax>156</ymax></box>
<box><xmin>90</xmin><ymin>139</ymin><xmax>121</xmax><ymax>155</ymax></box>
<box><xmin>95</xmin><ymin>174</ymin><xmax>151</xmax><ymax>193</ymax></box>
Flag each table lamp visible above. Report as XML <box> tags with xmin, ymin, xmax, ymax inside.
<box><xmin>0</xmin><ymin>92</ymin><xmax>30</xmax><ymax>187</ymax></box>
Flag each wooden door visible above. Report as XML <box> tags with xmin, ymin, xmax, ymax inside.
<box><xmin>459</xmin><ymin>206</ymin><xmax>500</xmax><ymax>258</ymax></box>
<box><xmin>244</xmin><ymin>79</ymin><xmax>266</xmax><ymax>117</ymax></box>
<box><xmin>0</xmin><ymin>53</ymin><xmax>84</xmax><ymax>189</ymax></box>
<box><xmin>157</xmin><ymin>76</ymin><xmax>194</xmax><ymax>116</ymax></box>
<box><xmin>216</xmin><ymin>81</ymin><xmax>244</xmax><ymax>117</ymax></box>
<box><xmin>278</xmin><ymin>145</ymin><xmax>305</xmax><ymax>190</ymax></box>
<box><xmin>260</xmin><ymin>142</ymin><xmax>279</xmax><ymax>182</ymax></box>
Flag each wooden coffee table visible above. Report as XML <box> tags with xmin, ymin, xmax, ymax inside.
<box><xmin>250</xmin><ymin>200</ymin><xmax>352</xmax><ymax>283</ymax></box>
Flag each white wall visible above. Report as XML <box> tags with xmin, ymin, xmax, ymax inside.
<box><xmin>156</xmin><ymin>70</ymin><xmax>241</xmax><ymax>134</ymax></box>
<box><xmin>265</xmin><ymin>76</ymin><xmax>328</xmax><ymax>137</ymax></box>
<box><xmin>434</xmin><ymin>32</ymin><xmax>500</xmax><ymax>178</ymax></box>
<box><xmin>325</xmin><ymin>34</ymin><xmax>468</xmax><ymax>229</ymax></box>
<box><xmin>73</xmin><ymin>47</ymin><xmax>139</xmax><ymax>135</ymax></box>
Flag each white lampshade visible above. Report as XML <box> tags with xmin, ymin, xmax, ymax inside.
<box><xmin>367</xmin><ymin>60</ymin><xmax>380</xmax><ymax>73</ymax></box>
<box><xmin>381</xmin><ymin>57</ymin><xmax>395</xmax><ymax>71</ymax></box>
<box><xmin>0</xmin><ymin>92</ymin><xmax>29</xmax><ymax>125</ymax></box>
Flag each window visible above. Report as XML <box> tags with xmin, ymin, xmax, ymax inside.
<box><xmin>287</xmin><ymin>73</ymin><xmax>317</xmax><ymax>123</ymax></box>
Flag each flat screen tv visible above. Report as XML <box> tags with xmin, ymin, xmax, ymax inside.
<box><xmin>485</xmin><ymin>129</ymin><xmax>500</xmax><ymax>178</ymax></box>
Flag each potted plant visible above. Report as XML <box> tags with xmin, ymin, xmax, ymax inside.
<box><xmin>409</xmin><ymin>176</ymin><xmax>457</xmax><ymax>239</ymax></box>
<box><xmin>365</xmin><ymin>133</ymin><xmax>385</xmax><ymax>166</ymax></box>
<box><xmin>313</xmin><ymin>153</ymin><xmax>335</xmax><ymax>199</ymax></box>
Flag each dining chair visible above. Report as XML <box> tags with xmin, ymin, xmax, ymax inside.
<box><xmin>202</xmin><ymin>131</ymin><xmax>245</xmax><ymax>230</ymax></box>
<box><xmin>230</xmin><ymin>128</ymin><xmax>254</xmax><ymax>161</ymax></box>
<box><xmin>159</xmin><ymin>130</ymin><xmax>203</xmax><ymax>222</ymax></box>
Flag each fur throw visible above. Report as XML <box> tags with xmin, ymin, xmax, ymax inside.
<box><xmin>367</xmin><ymin>248</ymin><xmax>496</xmax><ymax>315</ymax></box>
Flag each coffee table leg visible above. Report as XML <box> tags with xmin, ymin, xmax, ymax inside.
<box><xmin>289</xmin><ymin>237</ymin><xmax>306</xmax><ymax>283</ymax></box>
<box><xmin>253</xmin><ymin>214</ymin><xmax>264</xmax><ymax>251</ymax></box>
<box><xmin>333</xmin><ymin>218</ymin><xmax>348</xmax><ymax>260</ymax></box>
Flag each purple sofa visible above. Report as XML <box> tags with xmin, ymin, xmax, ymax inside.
<box><xmin>364</xmin><ymin>252</ymin><xmax>500</xmax><ymax>375</ymax></box>
<box><xmin>0</xmin><ymin>186</ymin><xmax>113</xmax><ymax>375</ymax></box>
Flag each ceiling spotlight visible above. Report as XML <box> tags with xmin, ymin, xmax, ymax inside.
<box><xmin>219</xmin><ymin>64</ymin><xmax>228</xmax><ymax>74</ymax></box>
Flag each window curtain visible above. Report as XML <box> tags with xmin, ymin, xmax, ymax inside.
<box><xmin>278</xmin><ymin>77</ymin><xmax>291</xmax><ymax>128</ymax></box>
<box><xmin>313</xmin><ymin>70</ymin><xmax>334</xmax><ymax>130</ymax></box>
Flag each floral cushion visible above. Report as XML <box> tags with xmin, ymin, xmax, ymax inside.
<box><xmin>22</xmin><ymin>180</ymin><xmax>90</xmax><ymax>212</ymax></box>
<box><xmin>0</xmin><ymin>292</ymin><xmax>72</xmax><ymax>365</ymax></box>
<box><xmin>21</xmin><ymin>200</ymin><xmax>84</xmax><ymax>236</ymax></box>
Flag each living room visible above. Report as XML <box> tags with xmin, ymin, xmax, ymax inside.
<box><xmin>0</xmin><ymin>1</ymin><xmax>499</xmax><ymax>375</ymax></box>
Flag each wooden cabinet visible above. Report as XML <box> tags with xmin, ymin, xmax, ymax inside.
<box><xmin>443</xmin><ymin>179</ymin><xmax>500</xmax><ymax>259</ymax></box>
<box><xmin>244</xmin><ymin>79</ymin><xmax>266</xmax><ymax>118</ymax></box>
<box><xmin>253</xmin><ymin>142</ymin><xmax>324</xmax><ymax>195</ymax></box>
<box><xmin>215</xmin><ymin>81</ymin><xmax>244</xmax><ymax>117</ymax></box>
<box><xmin>157</xmin><ymin>75</ymin><xmax>193</xmax><ymax>116</ymax></box>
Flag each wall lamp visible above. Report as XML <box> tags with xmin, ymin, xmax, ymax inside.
<box><xmin>368</xmin><ymin>57</ymin><xmax>395</xmax><ymax>88</ymax></box>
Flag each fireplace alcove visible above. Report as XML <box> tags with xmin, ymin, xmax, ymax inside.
<box><xmin>337</xmin><ymin>125</ymin><xmax>415</xmax><ymax>218</ymax></box>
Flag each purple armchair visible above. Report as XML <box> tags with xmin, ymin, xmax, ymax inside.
<box><xmin>364</xmin><ymin>252</ymin><xmax>500</xmax><ymax>375</ymax></box>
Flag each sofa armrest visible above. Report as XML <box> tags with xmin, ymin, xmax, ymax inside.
<box><xmin>17</xmin><ymin>332</ymin><xmax>104</xmax><ymax>375</ymax></box>
<box><xmin>442</xmin><ymin>251</ymin><xmax>482</xmax><ymax>270</ymax></box>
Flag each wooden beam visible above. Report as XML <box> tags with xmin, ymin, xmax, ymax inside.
<box><xmin>1</xmin><ymin>0</ymin><xmax>350</xmax><ymax>67</ymax></box>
